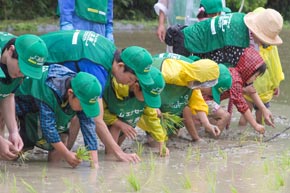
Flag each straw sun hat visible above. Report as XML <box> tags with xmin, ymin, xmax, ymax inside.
<box><xmin>244</xmin><ymin>8</ymin><xmax>283</xmax><ymax>45</ymax></box>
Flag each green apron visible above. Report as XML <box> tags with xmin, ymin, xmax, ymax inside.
<box><xmin>151</xmin><ymin>56</ymin><xmax>193</xmax><ymax>116</ymax></box>
<box><xmin>183</xmin><ymin>13</ymin><xmax>250</xmax><ymax>53</ymax></box>
<box><xmin>75</xmin><ymin>0</ymin><xmax>108</xmax><ymax>24</ymax></box>
<box><xmin>103</xmin><ymin>80</ymin><xmax>145</xmax><ymax>127</ymax></box>
<box><xmin>17</xmin><ymin>67</ymin><xmax>76</xmax><ymax>150</ymax></box>
<box><xmin>41</xmin><ymin>30</ymin><xmax>116</xmax><ymax>71</ymax></box>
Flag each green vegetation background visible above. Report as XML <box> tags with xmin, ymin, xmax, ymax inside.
<box><xmin>1</xmin><ymin>0</ymin><xmax>289</xmax><ymax>33</ymax></box>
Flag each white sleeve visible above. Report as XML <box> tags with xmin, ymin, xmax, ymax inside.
<box><xmin>153</xmin><ymin>0</ymin><xmax>168</xmax><ymax>16</ymax></box>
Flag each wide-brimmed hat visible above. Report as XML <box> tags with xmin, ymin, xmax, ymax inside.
<box><xmin>244</xmin><ymin>8</ymin><xmax>283</xmax><ymax>45</ymax></box>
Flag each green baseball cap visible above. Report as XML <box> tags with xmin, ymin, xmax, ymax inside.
<box><xmin>139</xmin><ymin>67</ymin><xmax>165</xmax><ymax>108</ymax></box>
<box><xmin>71</xmin><ymin>72</ymin><xmax>102</xmax><ymax>118</ymax></box>
<box><xmin>212</xmin><ymin>64</ymin><xmax>232</xmax><ymax>104</ymax></box>
<box><xmin>200</xmin><ymin>0</ymin><xmax>231</xmax><ymax>14</ymax></box>
<box><xmin>15</xmin><ymin>34</ymin><xmax>48</xmax><ymax>79</ymax></box>
<box><xmin>120</xmin><ymin>46</ymin><xmax>154</xmax><ymax>85</ymax></box>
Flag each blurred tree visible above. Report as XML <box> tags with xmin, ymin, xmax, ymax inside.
<box><xmin>226</xmin><ymin>0</ymin><xmax>267</xmax><ymax>13</ymax></box>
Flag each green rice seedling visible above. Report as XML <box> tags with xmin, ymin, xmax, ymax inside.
<box><xmin>11</xmin><ymin>175</ymin><xmax>18</xmax><ymax>193</ymax></box>
<box><xmin>160</xmin><ymin>112</ymin><xmax>184</xmax><ymax>135</ymax></box>
<box><xmin>206</xmin><ymin>167</ymin><xmax>217</xmax><ymax>193</ymax></box>
<box><xmin>18</xmin><ymin>151</ymin><xmax>29</xmax><ymax>164</ymax></box>
<box><xmin>21</xmin><ymin>179</ymin><xmax>37</xmax><ymax>193</ymax></box>
<box><xmin>62</xmin><ymin>177</ymin><xmax>84</xmax><ymax>193</ymax></box>
<box><xmin>76</xmin><ymin>145</ymin><xmax>91</xmax><ymax>161</ymax></box>
<box><xmin>218</xmin><ymin>147</ymin><xmax>228</xmax><ymax>162</ymax></box>
<box><xmin>161</xmin><ymin>142</ymin><xmax>167</xmax><ymax>157</ymax></box>
<box><xmin>136</xmin><ymin>140</ymin><xmax>144</xmax><ymax>158</ymax></box>
<box><xmin>180</xmin><ymin>174</ymin><xmax>192</xmax><ymax>190</ymax></box>
<box><xmin>0</xmin><ymin>165</ymin><xmax>10</xmax><ymax>184</ymax></box>
<box><xmin>185</xmin><ymin>144</ymin><xmax>193</xmax><ymax>162</ymax></box>
<box><xmin>162</xmin><ymin>185</ymin><xmax>171</xmax><ymax>193</ymax></box>
<box><xmin>254</xmin><ymin>136</ymin><xmax>266</xmax><ymax>156</ymax></box>
<box><xmin>263</xmin><ymin>160</ymin><xmax>270</xmax><ymax>175</ymax></box>
<box><xmin>230</xmin><ymin>185</ymin><xmax>238</xmax><ymax>193</ymax></box>
<box><xmin>149</xmin><ymin>151</ymin><xmax>156</xmax><ymax>173</ymax></box>
<box><xmin>279</xmin><ymin>151</ymin><xmax>290</xmax><ymax>170</ymax></box>
<box><xmin>269</xmin><ymin>171</ymin><xmax>285</xmax><ymax>190</ymax></box>
<box><xmin>238</xmin><ymin>127</ymin><xmax>250</xmax><ymax>146</ymax></box>
<box><xmin>127</xmin><ymin>167</ymin><xmax>141</xmax><ymax>192</ymax></box>
<box><xmin>194</xmin><ymin>146</ymin><xmax>201</xmax><ymax>163</ymax></box>
<box><xmin>41</xmin><ymin>165</ymin><xmax>47</xmax><ymax>183</ymax></box>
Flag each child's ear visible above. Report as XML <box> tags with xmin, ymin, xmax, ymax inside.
<box><xmin>117</xmin><ymin>62</ymin><xmax>125</xmax><ymax>71</ymax></box>
<box><xmin>68</xmin><ymin>88</ymin><xmax>74</xmax><ymax>96</ymax></box>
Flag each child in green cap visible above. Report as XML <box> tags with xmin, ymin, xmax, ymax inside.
<box><xmin>0</xmin><ymin>32</ymin><xmax>48</xmax><ymax>161</ymax></box>
<box><xmin>199</xmin><ymin>64</ymin><xmax>232</xmax><ymax>134</ymax></box>
<box><xmin>152</xmin><ymin>53</ymin><xmax>221</xmax><ymax>142</ymax></box>
<box><xmin>40</xmin><ymin>30</ymin><xmax>156</xmax><ymax>163</ymax></box>
<box><xmin>197</xmin><ymin>0</ymin><xmax>231</xmax><ymax>21</ymax></box>
<box><xmin>103</xmin><ymin>67</ymin><xmax>169</xmax><ymax>157</ymax></box>
<box><xmin>15</xmin><ymin>64</ymin><xmax>102</xmax><ymax>168</ymax></box>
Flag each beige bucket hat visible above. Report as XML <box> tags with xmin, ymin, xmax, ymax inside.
<box><xmin>244</xmin><ymin>8</ymin><xmax>283</xmax><ymax>45</ymax></box>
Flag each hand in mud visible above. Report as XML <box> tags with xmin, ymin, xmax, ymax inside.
<box><xmin>8</xmin><ymin>132</ymin><xmax>24</xmax><ymax>151</ymax></box>
<box><xmin>121</xmin><ymin>126</ymin><xmax>137</xmax><ymax>140</ymax></box>
<box><xmin>159</xmin><ymin>142</ymin><xmax>170</xmax><ymax>157</ymax></box>
<box><xmin>263</xmin><ymin>109</ymin><xmax>275</xmax><ymax>128</ymax></box>
<box><xmin>64</xmin><ymin>151</ymin><xmax>82</xmax><ymax>168</ymax></box>
<box><xmin>0</xmin><ymin>136</ymin><xmax>19</xmax><ymax>160</ymax></box>
<box><xmin>159</xmin><ymin>146</ymin><xmax>170</xmax><ymax>157</ymax></box>
<box><xmin>117</xmin><ymin>152</ymin><xmax>141</xmax><ymax>163</ymax></box>
<box><xmin>205</xmin><ymin>124</ymin><xmax>221</xmax><ymax>137</ymax></box>
<box><xmin>254</xmin><ymin>123</ymin><xmax>265</xmax><ymax>134</ymax></box>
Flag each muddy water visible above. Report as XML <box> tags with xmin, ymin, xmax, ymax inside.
<box><xmin>1</xmin><ymin>29</ymin><xmax>290</xmax><ymax>193</ymax></box>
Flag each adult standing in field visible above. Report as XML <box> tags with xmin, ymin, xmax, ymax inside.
<box><xmin>58</xmin><ymin>0</ymin><xmax>114</xmax><ymax>42</ymax></box>
<box><xmin>154</xmin><ymin>0</ymin><xmax>201</xmax><ymax>52</ymax></box>
<box><xmin>0</xmin><ymin>32</ymin><xmax>48</xmax><ymax>160</ymax></box>
<box><xmin>40</xmin><ymin>30</ymin><xmax>155</xmax><ymax>163</ymax></box>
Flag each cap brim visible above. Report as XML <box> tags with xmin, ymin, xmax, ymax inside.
<box><xmin>18</xmin><ymin>58</ymin><xmax>43</xmax><ymax>79</ymax></box>
<box><xmin>142</xmin><ymin>90</ymin><xmax>161</xmax><ymax>108</ymax></box>
<box><xmin>244</xmin><ymin>13</ymin><xmax>283</xmax><ymax>45</ymax></box>
<box><xmin>222</xmin><ymin>7</ymin><xmax>231</xmax><ymax>13</ymax></box>
<box><xmin>136</xmin><ymin>72</ymin><xmax>154</xmax><ymax>85</ymax></box>
<box><xmin>211</xmin><ymin>87</ymin><xmax>221</xmax><ymax>104</ymax></box>
<box><xmin>80</xmin><ymin>101</ymin><xmax>100</xmax><ymax>118</ymax></box>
